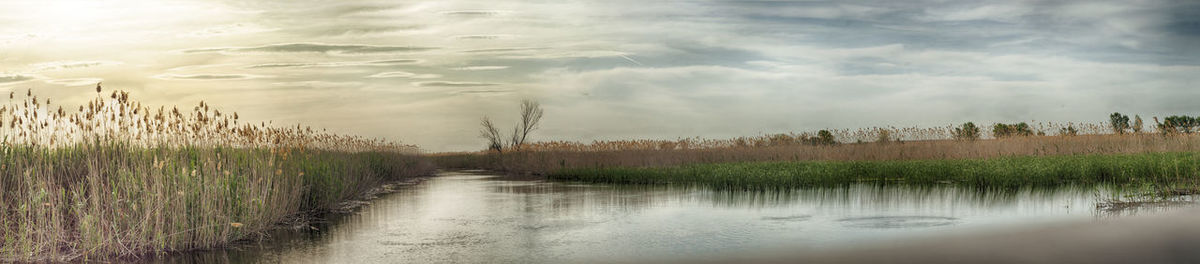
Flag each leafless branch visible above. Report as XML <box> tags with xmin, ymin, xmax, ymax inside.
<box><xmin>479</xmin><ymin>116</ymin><xmax>503</xmax><ymax>152</ymax></box>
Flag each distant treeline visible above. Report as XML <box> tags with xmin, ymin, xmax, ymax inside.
<box><xmin>948</xmin><ymin>112</ymin><xmax>1198</xmax><ymax>141</ymax></box>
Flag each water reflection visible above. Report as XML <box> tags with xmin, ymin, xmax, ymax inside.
<box><xmin>837</xmin><ymin>216</ymin><xmax>960</xmax><ymax>229</ymax></box>
<box><xmin>146</xmin><ymin>171</ymin><xmax>1192</xmax><ymax>264</ymax></box>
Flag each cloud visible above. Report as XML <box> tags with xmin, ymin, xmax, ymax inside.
<box><xmin>154</xmin><ymin>73</ymin><xmax>265</xmax><ymax>80</ymax></box>
<box><xmin>245</xmin><ymin>63</ymin><xmax>319</xmax><ymax>69</ymax></box>
<box><xmin>2</xmin><ymin>0</ymin><xmax>1198</xmax><ymax>152</ymax></box>
<box><xmin>289</xmin><ymin>24</ymin><xmax>426</xmax><ymax>37</ymax></box>
<box><xmin>461</xmin><ymin>47</ymin><xmax>549</xmax><ymax>53</ymax></box>
<box><xmin>245</xmin><ymin>59</ymin><xmax>423</xmax><ymax>69</ymax></box>
<box><xmin>1165</xmin><ymin>20</ymin><xmax>1200</xmax><ymax>37</ymax></box>
<box><xmin>412</xmin><ymin>81</ymin><xmax>500</xmax><ymax>87</ymax></box>
<box><xmin>920</xmin><ymin>4</ymin><xmax>1033</xmax><ymax>22</ymax></box>
<box><xmin>451</xmin><ymin>66</ymin><xmax>509</xmax><ymax>71</ymax></box>
<box><xmin>311</xmin><ymin>4</ymin><xmax>402</xmax><ymax>17</ymax></box>
<box><xmin>453</xmin><ymin>35</ymin><xmax>512</xmax><ymax>40</ymax></box>
<box><xmin>185</xmin><ymin>43</ymin><xmax>437</xmax><ymax>54</ymax></box>
<box><xmin>178</xmin><ymin>23</ymin><xmax>274</xmax><ymax>38</ymax></box>
<box><xmin>32</xmin><ymin>61</ymin><xmax>121</xmax><ymax>72</ymax></box>
<box><xmin>456</xmin><ymin>89</ymin><xmax>511</xmax><ymax>94</ymax></box>
<box><xmin>368</xmin><ymin>71</ymin><xmax>442</xmax><ymax>78</ymax></box>
<box><xmin>44</xmin><ymin>78</ymin><xmax>103</xmax><ymax>86</ymax></box>
<box><xmin>440</xmin><ymin>10</ymin><xmax>510</xmax><ymax>17</ymax></box>
<box><xmin>0</xmin><ymin>74</ymin><xmax>37</xmax><ymax>84</ymax></box>
<box><xmin>272</xmin><ymin>81</ymin><xmax>363</xmax><ymax>89</ymax></box>
<box><xmin>180</xmin><ymin>47</ymin><xmax>231</xmax><ymax>53</ymax></box>
<box><xmin>498</xmin><ymin>50</ymin><xmax>631</xmax><ymax>60</ymax></box>
<box><xmin>363</xmin><ymin>59</ymin><xmax>423</xmax><ymax>65</ymax></box>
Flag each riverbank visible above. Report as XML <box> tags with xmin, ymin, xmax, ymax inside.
<box><xmin>548</xmin><ymin>152</ymin><xmax>1200</xmax><ymax>189</ymax></box>
<box><xmin>0</xmin><ymin>144</ymin><xmax>435</xmax><ymax>262</ymax></box>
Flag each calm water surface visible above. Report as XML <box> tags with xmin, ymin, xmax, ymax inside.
<box><xmin>152</xmin><ymin>170</ymin><xmax>1185</xmax><ymax>263</ymax></box>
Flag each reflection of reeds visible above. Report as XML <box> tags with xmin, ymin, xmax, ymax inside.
<box><xmin>0</xmin><ymin>86</ymin><xmax>433</xmax><ymax>262</ymax></box>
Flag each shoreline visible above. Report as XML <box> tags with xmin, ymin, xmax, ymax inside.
<box><xmin>127</xmin><ymin>175</ymin><xmax>434</xmax><ymax>263</ymax></box>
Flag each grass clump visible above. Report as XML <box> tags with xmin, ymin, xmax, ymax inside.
<box><xmin>0</xmin><ymin>85</ymin><xmax>433</xmax><ymax>262</ymax></box>
<box><xmin>549</xmin><ymin>152</ymin><xmax>1200</xmax><ymax>190</ymax></box>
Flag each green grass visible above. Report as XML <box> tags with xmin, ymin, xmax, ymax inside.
<box><xmin>0</xmin><ymin>143</ymin><xmax>433</xmax><ymax>262</ymax></box>
<box><xmin>550</xmin><ymin>152</ymin><xmax>1200</xmax><ymax>189</ymax></box>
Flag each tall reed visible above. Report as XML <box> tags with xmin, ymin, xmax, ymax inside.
<box><xmin>0</xmin><ymin>86</ymin><xmax>433</xmax><ymax>262</ymax></box>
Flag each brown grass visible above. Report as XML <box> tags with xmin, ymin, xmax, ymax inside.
<box><xmin>435</xmin><ymin>132</ymin><xmax>1200</xmax><ymax>176</ymax></box>
<box><xmin>0</xmin><ymin>85</ymin><xmax>433</xmax><ymax>262</ymax></box>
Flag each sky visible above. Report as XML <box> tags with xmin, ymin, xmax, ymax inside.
<box><xmin>1</xmin><ymin>0</ymin><xmax>1198</xmax><ymax>152</ymax></box>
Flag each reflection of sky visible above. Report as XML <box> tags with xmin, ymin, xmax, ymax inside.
<box><xmin>1</xmin><ymin>0</ymin><xmax>1198</xmax><ymax>151</ymax></box>
<box><xmin>151</xmin><ymin>173</ymin><xmax>1159</xmax><ymax>263</ymax></box>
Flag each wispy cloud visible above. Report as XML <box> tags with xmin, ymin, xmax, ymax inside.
<box><xmin>245</xmin><ymin>59</ymin><xmax>422</xmax><ymax>69</ymax></box>
<box><xmin>293</xmin><ymin>24</ymin><xmax>426</xmax><ymax>37</ymax></box>
<box><xmin>412</xmin><ymin>81</ymin><xmax>500</xmax><ymax>87</ymax></box>
<box><xmin>0</xmin><ymin>74</ymin><xmax>37</xmax><ymax>85</ymax></box>
<box><xmin>154</xmin><ymin>73</ymin><xmax>266</xmax><ymax>80</ymax></box>
<box><xmin>32</xmin><ymin>61</ymin><xmax>122</xmax><ymax>72</ymax></box>
<box><xmin>453</xmin><ymin>35</ymin><xmax>513</xmax><ymax>40</ymax></box>
<box><xmin>439</xmin><ymin>10</ymin><xmax>510</xmax><ymax>17</ymax></box>
<box><xmin>185</xmin><ymin>43</ymin><xmax>437</xmax><ymax>54</ymax></box>
<box><xmin>45</xmin><ymin>78</ymin><xmax>104</xmax><ymax>86</ymax></box>
<box><xmin>272</xmin><ymin>81</ymin><xmax>363</xmax><ymax>89</ymax></box>
<box><xmin>451</xmin><ymin>66</ymin><xmax>509</xmax><ymax>71</ymax></box>
<box><xmin>177</xmin><ymin>23</ymin><xmax>274</xmax><ymax>38</ymax></box>
<box><xmin>368</xmin><ymin>71</ymin><xmax>442</xmax><ymax>78</ymax></box>
<box><xmin>362</xmin><ymin>59</ymin><xmax>423</xmax><ymax>65</ymax></box>
<box><xmin>461</xmin><ymin>47</ymin><xmax>549</xmax><ymax>53</ymax></box>
<box><xmin>456</xmin><ymin>89</ymin><xmax>511</xmax><ymax>94</ymax></box>
<box><xmin>498</xmin><ymin>50</ymin><xmax>631</xmax><ymax>59</ymax></box>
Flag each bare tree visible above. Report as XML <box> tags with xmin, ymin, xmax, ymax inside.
<box><xmin>478</xmin><ymin>100</ymin><xmax>545</xmax><ymax>152</ymax></box>
<box><xmin>480</xmin><ymin>116</ymin><xmax>504</xmax><ymax>153</ymax></box>
<box><xmin>510</xmin><ymin>100</ymin><xmax>544</xmax><ymax>150</ymax></box>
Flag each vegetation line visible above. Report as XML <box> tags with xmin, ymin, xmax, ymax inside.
<box><xmin>548</xmin><ymin>152</ymin><xmax>1200</xmax><ymax>190</ymax></box>
<box><xmin>437</xmin><ymin>108</ymin><xmax>1200</xmax><ymax>189</ymax></box>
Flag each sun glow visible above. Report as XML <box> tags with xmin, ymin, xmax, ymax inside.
<box><xmin>12</xmin><ymin>1</ymin><xmax>110</xmax><ymax>36</ymax></box>
<box><xmin>3</xmin><ymin>1</ymin><xmax>232</xmax><ymax>42</ymax></box>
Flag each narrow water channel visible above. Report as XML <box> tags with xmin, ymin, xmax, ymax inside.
<box><xmin>150</xmin><ymin>170</ymin><xmax>1186</xmax><ymax>263</ymax></box>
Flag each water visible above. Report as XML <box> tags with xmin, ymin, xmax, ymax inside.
<box><xmin>151</xmin><ymin>170</ymin><xmax>1186</xmax><ymax>263</ymax></box>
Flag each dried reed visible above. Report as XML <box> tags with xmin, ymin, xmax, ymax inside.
<box><xmin>0</xmin><ymin>85</ymin><xmax>433</xmax><ymax>262</ymax></box>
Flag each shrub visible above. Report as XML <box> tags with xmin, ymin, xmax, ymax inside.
<box><xmin>1159</xmin><ymin>115</ymin><xmax>1200</xmax><ymax>134</ymax></box>
<box><xmin>953</xmin><ymin>122</ymin><xmax>981</xmax><ymax>141</ymax></box>
<box><xmin>993</xmin><ymin>122</ymin><xmax>1033</xmax><ymax>138</ymax></box>
<box><xmin>1110</xmin><ymin>112</ymin><xmax>1130</xmax><ymax>134</ymax></box>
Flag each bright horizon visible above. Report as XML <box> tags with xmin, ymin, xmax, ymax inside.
<box><xmin>1</xmin><ymin>0</ymin><xmax>1198</xmax><ymax>152</ymax></box>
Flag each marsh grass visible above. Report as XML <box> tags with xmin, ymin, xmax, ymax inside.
<box><xmin>434</xmin><ymin>117</ymin><xmax>1200</xmax><ymax>194</ymax></box>
<box><xmin>0</xmin><ymin>86</ymin><xmax>433</xmax><ymax>262</ymax></box>
<box><xmin>547</xmin><ymin>152</ymin><xmax>1200</xmax><ymax>190</ymax></box>
<box><xmin>435</xmin><ymin>133</ymin><xmax>1200</xmax><ymax>176</ymax></box>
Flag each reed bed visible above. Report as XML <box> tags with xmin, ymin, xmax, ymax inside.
<box><xmin>0</xmin><ymin>86</ymin><xmax>434</xmax><ymax>262</ymax></box>
<box><xmin>551</xmin><ymin>152</ymin><xmax>1200</xmax><ymax>190</ymax></box>
<box><xmin>434</xmin><ymin>133</ymin><xmax>1200</xmax><ymax>176</ymax></box>
<box><xmin>515</xmin><ymin>122</ymin><xmax>1115</xmax><ymax>152</ymax></box>
<box><xmin>434</xmin><ymin>112</ymin><xmax>1200</xmax><ymax>189</ymax></box>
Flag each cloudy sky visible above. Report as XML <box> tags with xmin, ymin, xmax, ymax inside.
<box><xmin>1</xmin><ymin>0</ymin><xmax>1198</xmax><ymax>151</ymax></box>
